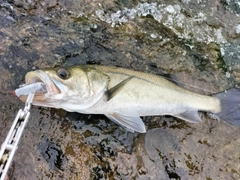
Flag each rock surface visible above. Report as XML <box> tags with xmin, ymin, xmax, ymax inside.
<box><xmin>0</xmin><ymin>0</ymin><xmax>240</xmax><ymax>179</ymax></box>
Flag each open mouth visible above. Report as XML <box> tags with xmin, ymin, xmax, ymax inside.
<box><xmin>14</xmin><ymin>70</ymin><xmax>61</xmax><ymax>101</ymax></box>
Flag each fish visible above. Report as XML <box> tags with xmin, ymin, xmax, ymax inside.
<box><xmin>14</xmin><ymin>65</ymin><xmax>240</xmax><ymax>133</ymax></box>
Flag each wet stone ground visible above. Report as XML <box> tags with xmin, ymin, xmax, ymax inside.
<box><xmin>0</xmin><ymin>0</ymin><xmax>240</xmax><ymax>179</ymax></box>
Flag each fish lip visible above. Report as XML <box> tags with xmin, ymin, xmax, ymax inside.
<box><xmin>25</xmin><ymin>70</ymin><xmax>62</xmax><ymax>100</ymax></box>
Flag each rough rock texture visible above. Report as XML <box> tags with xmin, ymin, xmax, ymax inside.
<box><xmin>0</xmin><ymin>0</ymin><xmax>240</xmax><ymax>179</ymax></box>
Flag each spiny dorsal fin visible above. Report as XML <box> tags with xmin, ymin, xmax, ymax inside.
<box><xmin>106</xmin><ymin>76</ymin><xmax>133</xmax><ymax>101</ymax></box>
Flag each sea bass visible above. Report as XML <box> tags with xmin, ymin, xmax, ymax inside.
<box><xmin>14</xmin><ymin>65</ymin><xmax>240</xmax><ymax>133</ymax></box>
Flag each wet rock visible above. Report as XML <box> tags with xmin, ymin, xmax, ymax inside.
<box><xmin>221</xmin><ymin>0</ymin><xmax>240</xmax><ymax>14</ymax></box>
<box><xmin>0</xmin><ymin>0</ymin><xmax>240</xmax><ymax>179</ymax></box>
<box><xmin>142</xmin><ymin>119</ymin><xmax>240</xmax><ymax>179</ymax></box>
<box><xmin>38</xmin><ymin>136</ymin><xmax>67</xmax><ymax>171</ymax></box>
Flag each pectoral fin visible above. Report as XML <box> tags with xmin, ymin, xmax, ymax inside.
<box><xmin>106</xmin><ymin>76</ymin><xmax>133</xmax><ymax>101</ymax></box>
<box><xmin>175</xmin><ymin>110</ymin><xmax>202</xmax><ymax>123</ymax></box>
<box><xmin>105</xmin><ymin>113</ymin><xmax>146</xmax><ymax>133</ymax></box>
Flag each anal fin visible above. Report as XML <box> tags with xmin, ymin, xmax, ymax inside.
<box><xmin>105</xmin><ymin>112</ymin><xmax>146</xmax><ymax>133</ymax></box>
<box><xmin>175</xmin><ymin>110</ymin><xmax>202</xmax><ymax>123</ymax></box>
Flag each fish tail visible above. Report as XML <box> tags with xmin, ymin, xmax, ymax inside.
<box><xmin>213</xmin><ymin>88</ymin><xmax>240</xmax><ymax>126</ymax></box>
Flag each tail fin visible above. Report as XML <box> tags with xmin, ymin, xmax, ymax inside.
<box><xmin>214</xmin><ymin>88</ymin><xmax>240</xmax><ymax>126</ymax></box>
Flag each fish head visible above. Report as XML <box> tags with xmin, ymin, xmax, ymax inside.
<box><xmin>18</xmin><ymin>66</ymin><xmax>109</xmax><ymax>111</ymax></box>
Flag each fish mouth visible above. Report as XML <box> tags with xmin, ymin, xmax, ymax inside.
<box><xmin>16</xmin><ymin>70</ymin><xmax>62</xmax><ymax>102</ymax></box>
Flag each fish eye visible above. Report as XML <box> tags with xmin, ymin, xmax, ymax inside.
<box><xmin>57</xmin><ymin>68</ymin><xmax>70</xmax><ymax>80</ymax></box>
